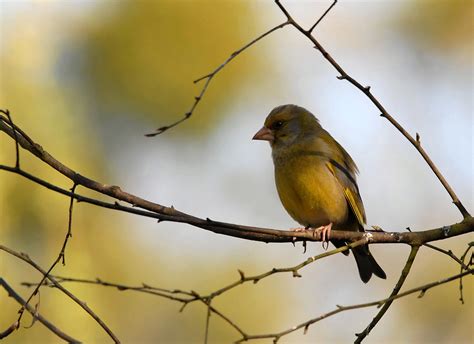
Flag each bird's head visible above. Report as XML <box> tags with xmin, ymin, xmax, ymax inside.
<box><xmin>252</xmin><ymin>104</ymin><xmax>321</xmax><ymax>149</ymax></box>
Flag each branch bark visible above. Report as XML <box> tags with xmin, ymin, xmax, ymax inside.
<box><xmin>1</xmin><ymin>115</ymin><xmax>472</xmax><ymax>247</ymax></box>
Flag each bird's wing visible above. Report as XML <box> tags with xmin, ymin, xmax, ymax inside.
<box><xmin>325</xmin><ymin>148</ymin><xmax>366</xmax><ymax>227</ymax></box>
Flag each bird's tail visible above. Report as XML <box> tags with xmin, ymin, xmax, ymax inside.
<box><xmin>352</xmin><ymin>245</ymin><xmax>386</xmax><ymax>283</ymax></box>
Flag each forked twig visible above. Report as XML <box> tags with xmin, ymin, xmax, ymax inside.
<box><xmin>0</xmin><ymin>278</ymin><xmax>80</xmax><ymax>343</ymax></box>
<box><xmin>0</xmin><ymin>245</ymin><xmax>120</xmax><ymax>343</ymax></box>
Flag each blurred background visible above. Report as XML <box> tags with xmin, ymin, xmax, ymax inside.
<box><xmin>0</xmin><ymin>0</ymin><xmax>472</xmax><ymax>343</ymax></box>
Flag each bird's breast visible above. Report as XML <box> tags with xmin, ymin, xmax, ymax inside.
<box><xmin>274</xmin><ymin>154</ymin><xmax>348</xmax><ymax>227</ymax></box>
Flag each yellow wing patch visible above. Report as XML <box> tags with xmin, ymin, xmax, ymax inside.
<box><xmin>343</xmin><ymin>187</ymin><xmax>365</xmax><ymax>226</ymax></box>
<box><xmin>326</xmin><ymin>161</ymin><xmax>365</xmax><ymax>226</ymax></box>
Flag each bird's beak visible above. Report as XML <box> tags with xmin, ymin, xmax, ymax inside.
<box><xmin>252</xmin><ymin>126</ymin><xmax>274</xmax><ymax>142</ymax></box>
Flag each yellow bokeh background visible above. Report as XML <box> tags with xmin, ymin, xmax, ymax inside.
<box><xmin>1</xmin><ymin>1</ymin><xmax>472</xmax><ymax>343</ymax></box>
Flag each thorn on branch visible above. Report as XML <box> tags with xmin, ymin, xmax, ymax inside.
<box><xmin>237</xmin><ymin>269</ymin><xmax>245</xmax><ymax>281</ymax></box>
<box><xmin>336</xmin><ymin>75</ymin><xmax>347</xmax><ymax>80</ymax></box>
<box><xmin>303</xmin><ymin>324</ymin><xmax>309</xmax><ymax>335</ymax></box>
<box><xmin>416</xmin><ymin>132</ymin><xmax>421</xmax><ymax>144</ymax></box>
<box><xmin>292</xmin><ymin>270</ymin><xmax>302</xmax><ymax>278</ymax></box>
<box><xmin>364</xmin><ymin>86</ymin><xmax>371</xmax><ymax>92</ymax></box>
<box><xmin>417</xmin><ymin>289</ymin><xmax>426</xmax><ymax>298</ymax></box>
<box><xmin>179</xmin><ymin>302</ymin><xmax>189</xmax><ymax>313</ymax></box>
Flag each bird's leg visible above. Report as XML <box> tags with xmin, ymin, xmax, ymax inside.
<box><xmin>314</xmin><ymin>223</ymin><xmax>332</xmax><ymax>250</ymax></box>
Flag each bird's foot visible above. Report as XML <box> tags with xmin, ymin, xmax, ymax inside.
<box><xmin>314</xmin><ymin>223</ymin><xmax>333</xmax><ymax>250</ymax></box>
<box><xmin>290</xmin><ymin>227</ymin><xmax>308</xmax><ymax>232</ymax></box>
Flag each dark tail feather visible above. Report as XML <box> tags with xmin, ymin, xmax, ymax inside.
<box><xmin>331</xmin><ymin>239</ymin><xmax>350</xmax><ymax>256</ymax></box>
<box><xmin>352</xmin><ymin>245</ymin><xmax>386</xmax><ymax>283</ymax></box>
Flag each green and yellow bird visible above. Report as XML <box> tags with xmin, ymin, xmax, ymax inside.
<box><xmin>253</xmin><ymin>104</ymin><xmax>386</xmax><ymax>283</ymax></box>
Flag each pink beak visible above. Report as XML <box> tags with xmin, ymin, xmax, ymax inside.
<box><xmin>252</xmin><ymin>126</ymin><xmax>274</xmax><ymax>142</ymax></box>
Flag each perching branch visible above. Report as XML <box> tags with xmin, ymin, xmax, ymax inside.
<box><xmin>1</xmin><ymin>114</ymin><xmax>472</xmax><ymax>247</ymax></box>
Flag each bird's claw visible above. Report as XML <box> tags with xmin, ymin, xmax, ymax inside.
<box><xmin>315</xmin><ymin>223</ymin><xmax>332</xmax><ymax>250</ymax></box>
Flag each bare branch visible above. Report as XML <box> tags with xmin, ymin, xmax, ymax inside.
<box><xmin>1</xmin><ymin>115</ymin><xmax>472</xmax><ymax>246</ymax></box>
<box><xmin>307</xmin><ymin>0</ymin><xmax>337</xmax><ymax>34</ymax></box>
<box><xmin>458</xmin><ymin>242</ymin><xmax>473</xmax><ymax>304</ymax></box>
<box><xmin>0</xmin><ymin>244</ymin><xmax>120</xmax><ymax>343</ymax></box>
<box><xmin>24</xmin><ymin>266</ymin><xmax>473</xmax><ymax>343</ymax></box>
<box><xmin>424</xmin><ymin>243</ymin><xmax>469</xmax><ymax>269</ymax></box>
<box><xmin>355</xmin><ymin>245</ymin><xmax>420</xmax><ymax>343</ymax></box>
<box><xmin>236</xmin><ymin>268</ymin><xmax>473</xmax><ymax>342</ymax></box>
<box><xmin>0</xmin><ymin>278</ymin><xmax>80</xmax><ymax>343</ymax></box>
<box><xmin>145</xmin><ymin>20</ymin><xmax>291</xmax><ymax>137</ymax></box>
<box><xmin>15</xmin><ymin>182</ymin><xmax>77</xmax><ymax>329</ymax></box>
<box><xmin>1</xmin><ymin>109</ymin><xmax>20</xmax><ymax>168</ymax></box>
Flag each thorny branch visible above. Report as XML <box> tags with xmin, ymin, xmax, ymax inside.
<box><xmin>22</xmin><ymin>267</ymin><xmax>474</xmax><ymax>343</ymax></box>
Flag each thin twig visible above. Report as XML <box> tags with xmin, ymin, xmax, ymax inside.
<box><xmin>0</xmin><ymin>244</ymin><xmax>120</xmax><ymax>343</ymax></box>
<box><xmin>0</xmin><ymin>278</ymin><xmax>80</xmax><ymax>343</ymax></box>
<box><xmin>308</xmin><ymin>0</ymin><xmax>337</xmax><ymax>34</ymax></box>
<box><xmin>22</xmin><ymin>276</ymin><xmax>195</xmax><ymax>304</ymax></box>
<box><xmin>145</xmin><ymin>20</ymin><xmax>290</xmax><ymax>137</ymax></box>
<box><xmin>355</xmin><ymin>245</ymin><xmax>420</xmax><ymax>343</ymax></box>
<box><xmin>204</xmin><ymin>299</ymin><xmax>212</xmax><ymax>344</ymax></box>
<box><xmin>16</xmin><ymin>183</ymin><xmax>77</xmax><ymax>327</ymax></box>
<box><xmin>206</xmin><ymin>238</ymin><xmax>367</xmax><ymax>300</ymax></box>
<box><xmin>458</xmin><ymin>242</ymin><xmax>473</xmax><ymax>304</ymax></box>
<box><xmin>1</xmin><ymin>109</ymin><xmax>20</xmax><ymax>168</ymax></box>
<box><xmin>424</xmin><ymin>243</ymin><xmax>468</xmax><ymax>269</ymax></box>
<box><xmin>37</xmin><ymin>267</ymin><xmax>473</xmax><ymax>343</ymax></box>
<box><xmin>235</xmin><ymin>268</ymin><xmax>473</xmax><ymax>342</ymax></box>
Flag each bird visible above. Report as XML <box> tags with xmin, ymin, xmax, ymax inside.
<box><xmin>252</xmin><ymin>104</ymin><xmax>386</xmax><ymax>283</ymax></box>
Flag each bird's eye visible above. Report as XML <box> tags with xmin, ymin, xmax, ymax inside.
<box><xmin>273</xmin><ymin>121</ymin><xmax>284</xmax><ymax>129</ymax></box>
